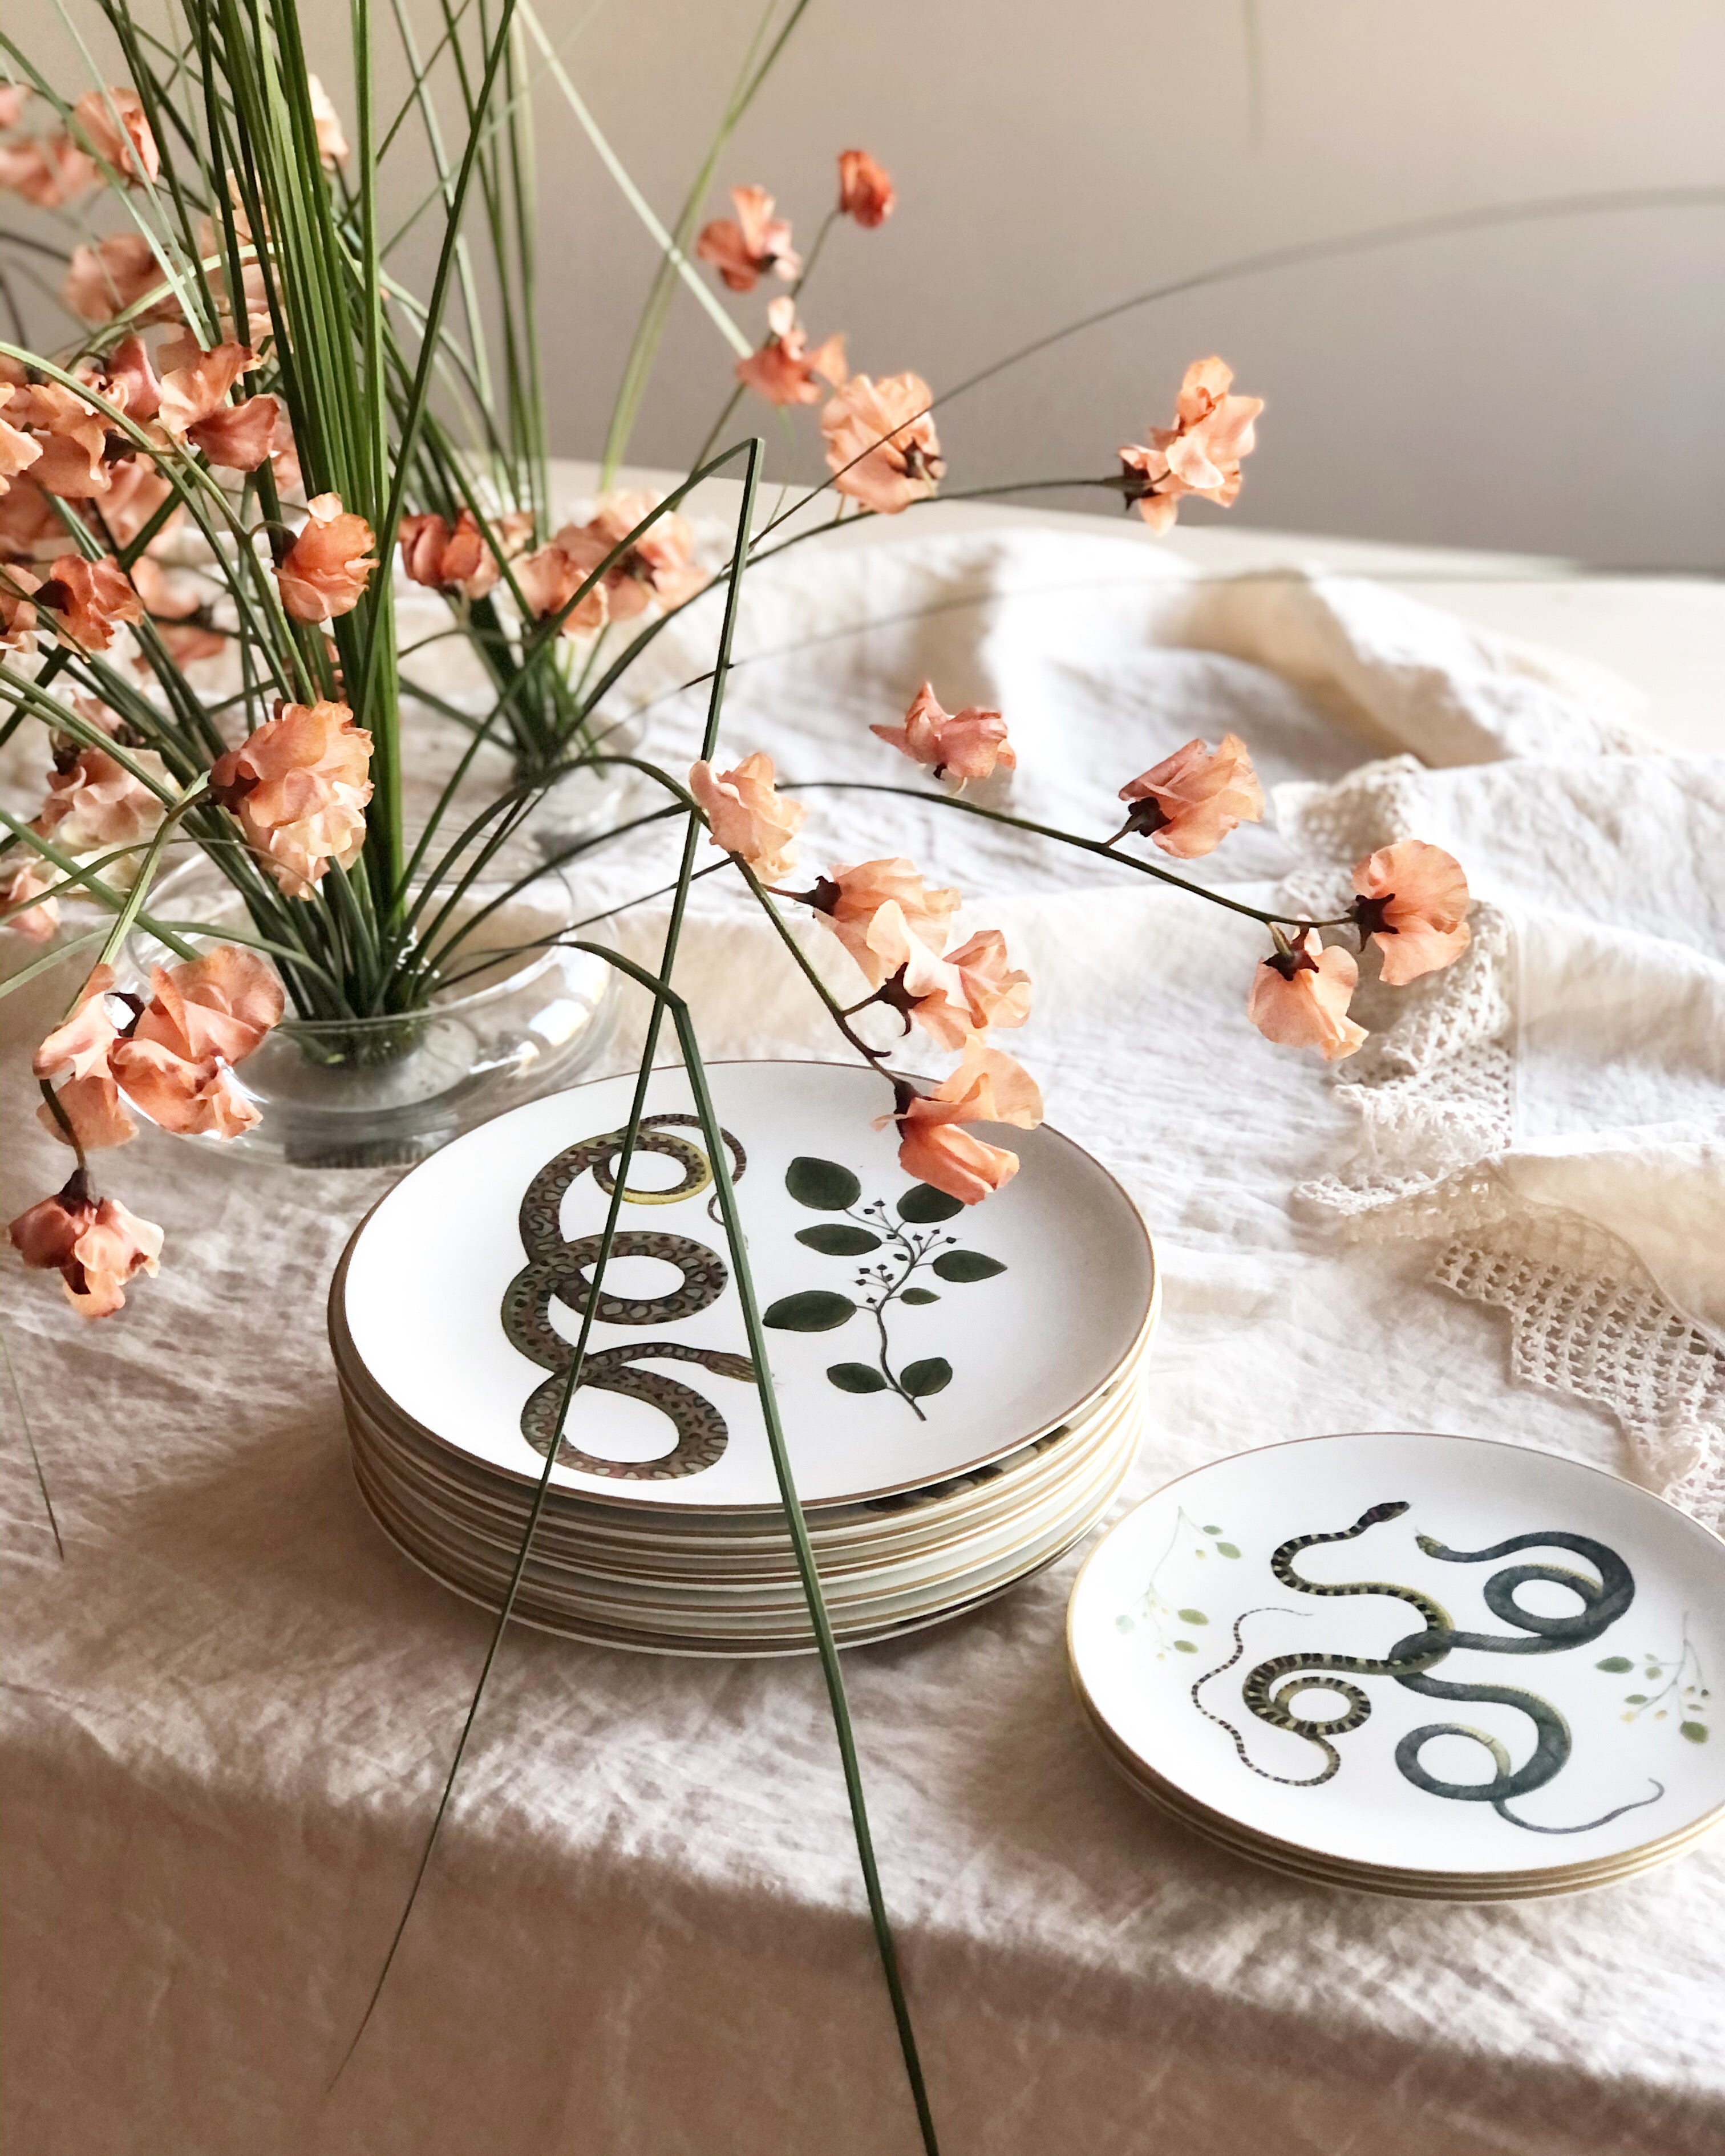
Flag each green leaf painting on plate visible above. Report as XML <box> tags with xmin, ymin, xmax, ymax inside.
<box><xmin>1113</xmin><ymin>1509</ymin><xmax>1232</xmax><ymax>1660</ymax></box>
<box><xmin>778</xmin><ymin>1158</ymin><xmax>1007</xmax><ymax>1419</ymax></box>
<box><xmin>1604</xmin><ymin>1618</ymin><xmax>1711</xmax><ymax>1745</ymax></box>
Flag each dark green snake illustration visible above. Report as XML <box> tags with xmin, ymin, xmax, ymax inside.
<box><xmin>502</xmin><ymin>1114</ymin><xmax>756</xmax><ymax>1480</ymax></box>
<box><xmin>1194</xmin><ymin>1501</ymin><xmax>1665</xmax><ymax>1834</ymax></box>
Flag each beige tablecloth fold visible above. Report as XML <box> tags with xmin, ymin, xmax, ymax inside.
<box><xmin>3</xmin><ymin>523</ymin><xmax>1721</xmax><ymax>2156</ymax></box>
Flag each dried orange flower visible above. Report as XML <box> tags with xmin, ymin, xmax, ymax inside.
<box><xmin>8</xmin><ymin>1177</ymin><xmax>163</xmax><ymax>1320</ymax></box>
<box><xmin>872</xmin><ymin>682</ymin><xmax>1015</xmax><ymax>785</ymax></box>
<box><xmin>72</xmin><ymin>87</ymin><xmax>160</xmax><ymax>184</ymax></box>
<box><xmin>274</xmin><ymin>493</ymin><xmax>376</xmax><ymax>622</ymax></box>
<box><xmin>1117</xmin><ymin>733</ymin><xmax>1264</xmax><ymax>858</ymax></box>
<box><xmin>696</xmin><ymin>185</ymin><xmax>800</xmax><ymax>293</ymax></box>
<box><xmin>837</xmin><ymin>149</ymin><xmax>894</xmax><ymax>228</ymax></box>
<box><xmin>0</xmin><ymin>131</ymin><xmax>98</xmax><ymax>209</ymax></box>
<box><xmin>157</xmin><ymin>341</ymin><xmax>279</xmax><ymax>472</ymax></box>
<box><xmin>61</xmin><ymin>233</ymin><xmax>171</xmax><ymax>325</ymax></box>
<box><xmin>888</xmin><ymin>1043</ymin><xmax>1044</xmax><ymax>1206</ymax></box>
<box><xmin>738</xmin><ymin>297</ymin><xmax>849</xmax><ymax>408</ymax></box>
<box><xmin>1119</xmin><ymin>358</ymin><xmax>1263</xmax><ymax>534</ymax></box>
<box><xmin>309</xmin><ymin>75</ymin><xmax>349</xmax><ymax>165</ymax></box>
<box><xmin>1246</xmin><ymin>930</ymin><xmax>1366</xmax><ymax>1061</ymax></box>
<box><xmin>821</xmin><ymin>374</ymin><xmax>944</xmax><ymax>515</ymax></box>
<box><xmin>210</xmin><ymin>699</ymin><xmax>374</xmax><ymax>898</ymax></box>
<box><xmin>31</xmin><ymin>554</ymin><xmax>145</xmax><ymax>650</ymax></box>
<box><xmin>1350</xmin><ymin>841</ymin><xmax>1472</xmax><ymax>984</ymax></box>
<box><xmin>808</xmin><ymin>858</ymin><xmax>962</xmax><ymax>986</ymax></box>
<box><xmin>689</xmin><ymin>752</ymin><xmax>805</xmax><ymax>880</ymax></box>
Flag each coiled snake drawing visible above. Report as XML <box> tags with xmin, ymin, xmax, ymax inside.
<box><xmin>1194</xmin><ymin>1501</ymin><xmax>1665</xmax><ymax>1834</ymax></box>
<box><xmin>501</xmin><ymin>1113</ymin><xmax>756</xmax><ymax>1479</ymax></box>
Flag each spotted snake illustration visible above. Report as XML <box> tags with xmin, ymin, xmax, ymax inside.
<box><xmin>1193</xmin><ymin>1501</ymin><xmax>1665</xmax><ymax>1834</ymax></box>
<box><xmin>501</xmin><ymin>1115</ymin><xmax>755</xmax><ymax>1479</ymax></box>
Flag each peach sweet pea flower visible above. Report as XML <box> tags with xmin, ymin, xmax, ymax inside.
<box><xmin>1119</xmin><ymin>358</ymin><xmax>1263</xmax><ymax>535</ymax></box>
<box><xmin>1117</xmin><ymin>732</ymin><xmax>1264</xmax><ymax>858</ymax></box>
<box><xmin>689</xmin><ymin>751</ymin><xmax>805</xmax><ymax>880</ymax></box>
<box><xmin>886</xmin><ymin>1043</ymin><xmax>1044</xmax><ymax>1206</ymax></box>
<box><xmin>274</xmin><ymin>493</ymin><xmax>377</xmax><ymax>622</ymax></box>
<box><xmin>3</xmin><ymin>475</ymin><xmax>71</xmax><ymax>560</ymax></box>
<box><xmin>821</xmin><ymin>373</ymin><xmax>944</xmax><ymax>514</ymax></box>
<box><xmin>11</xmin><ymin>381</ymin><xmax>110</xmax><ymax>499</ymax></box>
<box><xmin>574</xmin><ymin>491</ymin><xmax>710</xmax><ymax>619</ymax></box>
<box><xmin>513</xmin><ymin>537</ymin><xmax>608</xmax><ymax>637</ymax></box>
<box><xmin>1350</xmin><ymin>841</ymin><xmax>1472</xmax><ymax>985</ymax></box>
<box><xmin>72</xmin><ymin>88</ymin><xmax>160</xmax><ymax>184</ymax></box>
<box><xmin>128</xmin><ymin>945</ymin><xmax>284</xmax><ymax>1066</ymax></box>
<box><xmin>110</xmin><ymin>1036</ymin><xmax>261</xmax><ymax>1138</ymax></box>
<box><xmin>872</xmin><ymin>682</ymin><xmax>1015</xmax><ymax>785</ymax></box>
<box><xmin>0</xmin><ymin>131</ymin><xmax>98</xmax><ymax>209</ymax></box>
<box><xmin>1246</xmin><ymin>930</ymin><xmax>1366</xmax><ymax>1063</ymax></box>
<box><xmin>156</xmin><ymin>341</ymin><xmax>279</xmax><ymax>472</ymax></box>
<box><xmin>108</xmin><ymin>947</ymin><xmax>280</xmax><ymax>1142</ymax></box>
<box><xmin>0</xmin><ymin>385</ymin><xmax>43</xmax><ymax>489</ymax></box>
<box><xmin>398</xmin><ymin>507</ymin><xmax>530</xmax><ymax>601</ymax></box>
<box><xmin>696</xmin><ymin>185</ymin><xmax>799</xmax><ymax>293</ymax></box>
<box><xmin>0</xmin><ymin>86</ymin><xmax>29</xmax><ymax>129</ymax></box>
<box><xmin>99</xmin><ymin>459</ymin><xmax>179</xmax><ymax>550</ymax></box>
<box><xmin>8</xmin><ymin>1179</ymin><xmax>163</xmax><ymax>1320</ymax></box>
<box><xmin>837</xmin><ymin>149</ymin><xmax>894</xmax><ymax>228</ymax></box>
<box><xmin>33</xmin><ymin>965</ymin><xmax>138</xmax><ymax>1151</ymax></box>
<box><xmin>309</xmin><ymin>75</ymin><xmax>349</xmax><ymax>165</ymax></box>
<box><xmin>902</xmin><ymin>929</ymin><xmax>1032</xmax><ymax>1052</ymax></box>
<box><xmin>31</xmin><ymin>554</ymin><xmax>145</xmax><ymax>650</ymax></box>
<box><xmin>94</xmin><ymin>333</ymin><xmax>164</xmax><ymax>424</ymax></box>
<box><xmin>210</xmin><ymin>698</ymin><xmax>374</xmax><ymax>898</ymax></box>
<box><xmin>0</xmin><ymin>563</ymin><xmax>38</xmax><ymax>647</ymax></box>
<box><xmin>38</xmin><ymin>740</ymin><xmax>169</xmax><ymax>849</ymax></box>
<box><xmin>61</xmin><ymin>233</ymin><xmax>172</xmax><ymax>325</ymax></box>
<box><xmin>808</xmin><ymin>858</ymin><xmax>963</xmax><ymax>987</ymax></box>
<box><xmin>737</xmin><ymin>297</ymin><xmax>848</xmax><ymax>409</ymax></box>
<box><xmin>1</xmin><ymin>857</ymin><xmax>60</xmax><ymax>942</ymax></box>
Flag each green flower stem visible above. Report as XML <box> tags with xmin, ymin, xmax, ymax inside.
<box><xmin>675</xmin><ymin>1010</ymin><xmax>940</xmax><ymax>2155</ymax></box>
<box><xmin>0</xmin><ymin>1318</ymin><xmax>62</xmax><ymax>1562</ymax></box>
<box><xmin>731</xmin><ymin>862</ymin><xmax>897</xmax><ymax>1083</ymax></box>
<box><xmin>337</xmin><ymin>440</ymin><xmax>761</xmax><ymax>2075</ymax></box>
<box><xmin>779</xmin><ymin>780</ymin><xmax>1353</xmax><ymax>932</ymax></box>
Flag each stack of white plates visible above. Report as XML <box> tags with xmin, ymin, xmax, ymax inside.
<box><xmin>1068</xmin><ymin>1432</ymin><xmax>1725</xmax><ymax>1899</ymax></box>
<box><xmin>331</xmin><ymin>1060</ymin><xmax>1157</xmax><ymax>1654</ymax></box>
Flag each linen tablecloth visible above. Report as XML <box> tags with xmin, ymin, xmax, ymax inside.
<box><xmin>3</xmin><ymin>515</ymin><xmax>1722</xmax><ymax>2156</ymax></box>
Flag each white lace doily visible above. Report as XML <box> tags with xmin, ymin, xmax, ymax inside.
<box><xmin>1280</xmin><ymin>756</ymin><xmax>1725</xmax><ymax>1532</ymax></box>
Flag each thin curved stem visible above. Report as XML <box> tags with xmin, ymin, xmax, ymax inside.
<box><xmin>778</xmin><ymin>780</ymin><xmax>1352</xmax><ymax>930</ymax></box>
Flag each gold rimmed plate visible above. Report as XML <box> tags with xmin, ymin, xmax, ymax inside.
<box><xmin>334</xmin><ymin>1060</ymin><xmax>1157</xmax><ymax>1514</ymax></box>
<box><xmin>1068</xmin><ymin>1433</ymin><xmax>1725</xmax><ymax>1899</ymax></box>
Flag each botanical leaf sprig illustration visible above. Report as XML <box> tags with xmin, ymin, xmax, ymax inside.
<box><xmin>1115</xmin><ymin>1506</ymin><xmax>1239</xmax><ymax>1656</ymax></box>
<box><xmin>762</xmin><ymin>1156</ymin><xmax>1006</xmax><ymax>1419</ymax></box>
<box><xmin>1597</xmin><ymin>1615</ymin><xmax>1710</xmax><ymax>1744</ymax></box>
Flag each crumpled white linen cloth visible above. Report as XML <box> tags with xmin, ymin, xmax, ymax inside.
<box><xmin>2</xmin><ymin>523</ymin><xmax>1721</xmax><ymax>2156</ymax></box>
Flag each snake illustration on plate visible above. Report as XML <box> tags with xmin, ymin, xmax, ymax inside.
<box><xmin>1192</xmin><ymin>1501</ymin><xmax>1665</xmax><ymax>1834</ymax></box>
<box><xmin>502</xmin><ymin>1114</ymin><xmax>756</xmax><ymax>1479</ymax></box>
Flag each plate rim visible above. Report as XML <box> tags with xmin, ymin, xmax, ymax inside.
<box><xmin>331</xmin><ymin>1056</ymin><xmax>1159</xmax><ymax>1512</ymax></box>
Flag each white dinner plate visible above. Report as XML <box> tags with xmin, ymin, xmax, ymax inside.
<box><xmin>338</xmin><ymin>1060</ymin><xmax>1155</xmax><ymax>1509</ymax></box>
<box><xmin>1068</xmin><ymin>1433</ymin><xmax>1725</xmax><ymax>1892</ymax></box>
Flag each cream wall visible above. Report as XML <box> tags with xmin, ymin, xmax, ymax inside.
<box><xmin>37</xmin><ymin>2</ymin><xmax>1725</xmax><ymax>565</ymax></box>
<box><xmin>428</xmin><ymin>0</ymin><xmax>1724</xmax><ymax>569</ymax></box>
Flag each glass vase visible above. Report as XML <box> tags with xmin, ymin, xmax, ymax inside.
<box><xmin>129</xmin><ymin>854</ymin><xmax>616</xmax><ymax>1169</ymax></box>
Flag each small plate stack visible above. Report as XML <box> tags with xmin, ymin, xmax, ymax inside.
<box><xmin>331</xmin><ymin>1060</ymin><xmax>1157</xmax><ymax>1654</ymax></box>
<box><xmin>1068</xmin><ymin>1432</ymin><xmax>1725</xmax><ymax>1899</ymax></box>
